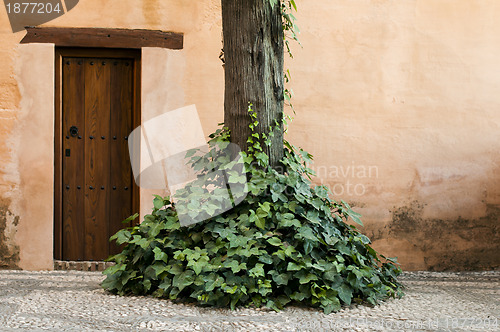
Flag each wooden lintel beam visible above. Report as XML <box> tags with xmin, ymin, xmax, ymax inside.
<box><xmin>20</xmin><ymin>27</ymin><xmax>183</xmax><ymax>50</ymax></box>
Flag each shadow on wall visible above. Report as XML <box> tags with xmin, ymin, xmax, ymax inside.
<box><xmin>366</xmin><ymin>201</ymin><xmax>500</xmax><ymax>271</ymax></box>
<box><xmin>0</xmin><ymin>201</ymin><xmax>20</xmax><ymax>269</ymax></box>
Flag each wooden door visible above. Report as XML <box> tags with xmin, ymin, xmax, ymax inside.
<box><xmin>55</xmin><ymin>49</ymin><xmax>140</xmax><ymax>261</ymax></box>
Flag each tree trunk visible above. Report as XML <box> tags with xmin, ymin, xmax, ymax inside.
<box><xmin>222</xmin><ymin>0</ymin><xmax>284</xmax><ymax>168</ymax></box>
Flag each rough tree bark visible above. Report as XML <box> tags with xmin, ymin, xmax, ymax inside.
<box><xmin>221</xmin><ymin>0</ymin><xmax>284</xmax><ymax>168</ymax></box>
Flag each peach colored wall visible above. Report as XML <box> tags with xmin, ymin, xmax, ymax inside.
<box><xmin>140</xmin><ymin>47</ymin><xmax>185</xmax><ymax>219</ymax></box>
<box><xmin>0</xmin><ymin>7</ymin><xmax>20</xmax><ymax>268</ymax></box>
<box><xmin>0</xmin><ymin>42</ymin><xmax>54</xmax><ymax>270</ymax></box>
<box><xmin>0</xmin><ymin>0</ymin><xmax>499</xmax><ymax>271</ymax></box>
<box><xmin>14</xmin><ymin>44</ymin><xmax>55</xmax><ymax>270</ymax></box>
<box><xmin>286</xmin><ymin>0</ymin><xmax>500</xmax><ymax>271</ymax></box>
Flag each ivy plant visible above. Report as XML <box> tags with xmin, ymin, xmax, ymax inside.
<box><xmin>102</xmin><ymin>107</ymin><xmax>403</xmax><ymax>314</ymax></box>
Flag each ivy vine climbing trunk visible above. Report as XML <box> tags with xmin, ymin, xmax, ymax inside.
<box><xmin>221</xmin><ymin>0</ymin><xmax>284</xmax><ymax>168</ymax></box>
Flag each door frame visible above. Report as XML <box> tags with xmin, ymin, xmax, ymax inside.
<box><xmin>54</xmin><ymin>47</ymin><xmax>141</xmax><ymax>260</ymax></box>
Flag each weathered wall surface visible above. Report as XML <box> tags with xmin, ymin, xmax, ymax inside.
<box><xmin>0</xmin><ymin>0</ymin><xmax>498</xmax><ymax>270</ymax></box>
<box><xmin>0</xmin><ymin>42</ymin><xmax>55</xmax><ymax>271</ymax></box>
<box><xmin>14</xmin><ymin>44</ymin><xmax>55</xmax><ymax>270</ymax></box>
<box><xmin>287</xmin><ymin>0</ymin><xmax>500</xmax><ymax>271</ymax></box>
<box><xmin>0</xmin><ymin>8</ymin><xmax>22</xmax><ymax>268</ymax></box>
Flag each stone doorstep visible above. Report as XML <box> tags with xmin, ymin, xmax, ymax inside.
<box><xmin>53</xmin><ymin>260</ymin><xmax>115</xmax><ymax>272</ymax></box>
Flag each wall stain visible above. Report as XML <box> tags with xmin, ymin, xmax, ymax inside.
<box><xmin>0</xmin><ymin>202</ymin><xmax>20</xmax><ymax>269</ymax></box>
<box><xmin>142</xmin><ymin>0</ymin><xmax>161</xmax><ymax>28</ymax></box>
<box><xmin>366</xmin><ymin>201</ymin><xmax>500</xmax><ymax>271</ymax></box>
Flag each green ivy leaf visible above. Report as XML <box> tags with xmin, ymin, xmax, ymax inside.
<box><xmin>255</xmin><ymin>217</ymin><xmax>265</xmax><ymax>230</ymax></box>
<box><xmin>269</xmin><ymin>270</ymin><xmax>290</xmax><ymax>285</ymax></box>
<box><xmin>153</xmin><ymin>197</ymin><xmax>164</xmax><ymax>210</ymax></box>
<box><xmin>287</xmin><ymin>262</ymin><xmax>302</xmax><ymax>271</ymax></box>
<box><xmin>188</xmin><ymin>257</ymin><xmax>209</xmax><ymax>275</ymax></box>
<box><xmin>267</xmin><ymin>237</ymin><xmax>282</xmax><ymax>246</ymax></box>
<box><xmin>204</xmin><ymin>273</ymin><xmax>224</xmax><ymax>292</ymax></box>
<box><xmin>224</xmin><ymin>260</ymin><xmax>247</xmax><ymax>273</ymax></box>
<box><xmin>172</xmin><ymin>271</ymin><xmax>195</xmax><ymax>291</ymax></box>
<box><xmin>258</xmin><ymin>254</ymin><xmax>274</xmax><ymax>265</ymax></box>
<box><xmin>297</xmin><ymin>272</ymin><xmax>318</xmax><ymax>284</ymax></box>
<box><xmin>260</xmin><ymin>202</ymin><xmax>271</xmax><ymax>213</ymax></box>
<box><xmin>322</xmin><ymin>297</ymin><xmax>341</xmax><ymax>314</ymax></box>
<box><xmin>122</xmin><ymin>213</ymin><xmax>139</xmax><ymax>224</ymax></box>
<box><xmin>110</xmin><ymin>230</ymin><xmax>131</xmax><ymax>245</ymax></box>
<box><xmin>336</xmin><ymin>283</ymin><xmax>353</xmax><ymax>305</ymax></box>
<box><xmin>249</xmin><ymin>263</ymin><xmax>265</xmax><ymax>278</ymax></box>
<box><xmin>296</xmin><ymin>226</ymin><xmax>318</xmax><ymax>242</ymax></box>
<box><xmin>153</xmin><ymin>247</ymin><xmax>169</xmax><ymax>263</ymax></box>
<box><xmin>342</xmin><ymin>201</ymin><xmax>364</xmax><ymax>226</ymax></box>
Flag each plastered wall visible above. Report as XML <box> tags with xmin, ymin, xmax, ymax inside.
<box><xmin>0</xmin><ymin>0</ymin><xmax>498</xmax><ymax>270</ymax></box>
<box><xmin>287</xmin><ymin>0</ymin><xmax>500</xmax><ymax>271</ymax></box>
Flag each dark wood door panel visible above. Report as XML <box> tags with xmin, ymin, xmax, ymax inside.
<box><xmin>58</xmin><ymin>51</ymin><xmax>139</xmax><ymax>261</ymax></box>
<box><xmin>109</xmin><ymin>59</ymin><xmax>134</xmax><ymax>256</ymax></box>
<box><xmin>84</xmin><ymin>58</ymin><xmax>111</xmax><ymax>261</ymax></box>
<box><xmin>62</xmin><ymin>58</ymin><xmax>85</xmax><ymax>261</ymax></box>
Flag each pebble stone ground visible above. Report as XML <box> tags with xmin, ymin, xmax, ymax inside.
<box><xmin>0</xmin><ymin>270</ymin><xmax>498</xmax><ymax>331</ymax></box>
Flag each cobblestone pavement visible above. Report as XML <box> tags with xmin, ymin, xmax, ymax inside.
<box><xmin>0</xmin><ymin>270</ymin><xmax>498</xmax><ymax>331</ymax></box>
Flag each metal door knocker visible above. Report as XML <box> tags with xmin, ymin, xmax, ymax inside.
<box><xmin>69</xmin><ymin>126</ymin><xmax>79</xmax><ymax>137</ymax></box>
